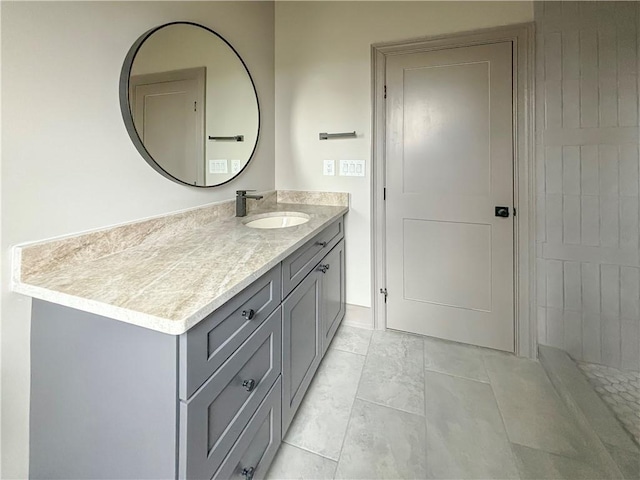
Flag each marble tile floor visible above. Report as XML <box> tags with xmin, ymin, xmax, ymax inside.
<box><xmin>577</xmin><ymin>362</ymin><xmax>640</xmax><ymax>446</ymax></box>
<box><xmin>266</xmin><ymin>325</ymin><xmax>624</xmax><ymax>480</ymax></box>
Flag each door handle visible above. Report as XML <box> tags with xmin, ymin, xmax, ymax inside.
<box><xmin>495</xmin><ymin>206</ymin><xmax>509</xmax><ymax>218</ymax></box>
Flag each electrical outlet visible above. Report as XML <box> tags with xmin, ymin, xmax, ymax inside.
<box><xmin>209</xmin><ymin>159</ymin><xmax>228</xmax><ymax>174</ymax></box>
<box><xmin>339</xmin><ymin>160</ymin><xmax>365</xmax><ymax>177</ymax></box>
<box><xmin>323</xmin><ymin>160</ymin><xmax>335</xmax><ymax>176</ymax></box>
<box><xmin>231</xmin><ymin>159</ymin><xmax>242</xmax><ymax>174</ymax></box>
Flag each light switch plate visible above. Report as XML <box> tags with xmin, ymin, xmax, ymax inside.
<box><xmin>231</xmin><ymin>159</ymin><xmax>242</xmax><ymax>174</ymax></box>
<box><xmin>323</xmin><ymin>160</ymin><xmax>335</xmax><ymax>176</ymax></box>
<box><xmin>209</xmin><ymin>159</ymin><xmax>228</xmax><ymax>174</ymax></box>
<box><xmin>339</xmin><ymin>160</ymin><xmax>365</xmax><ymax>177</ymax></box>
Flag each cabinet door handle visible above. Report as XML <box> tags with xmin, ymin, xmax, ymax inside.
<box><xmin>242</xmin><ymin>467</ymin><xmax>255</xmax><ymax>480</ymax></box>
<box><xmin>315</xmin><ymin>241</ymin><xmax>327</xmax><ymax>247</ymax></box>
<box><xmin>317</xmin><ymin>264</ymin><xmax>330</xmax><ymax>273</ymax></box>
<box><xmin>242</xmin><ymin>379</ymin><xmax>256</xmax><ymax>392</ymax></box>
<box><xmin>241</xmin><ymin>309</ymin><xmax>255</xmax><ymax>320</ymax></box>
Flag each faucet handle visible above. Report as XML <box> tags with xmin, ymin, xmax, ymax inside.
<box><xmin>236</xmin><ymin>190</ymin><xmax>255</xmax><ymax>196</ymax></box>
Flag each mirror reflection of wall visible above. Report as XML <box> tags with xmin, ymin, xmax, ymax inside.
<box><xmin>123</xmin><ymin>23</ymin><xmax>259</xmax><ymax>187</ymax></box>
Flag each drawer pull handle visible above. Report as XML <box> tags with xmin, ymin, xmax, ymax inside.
<box><xmin>315</xmin><ymin>241</ymin><xmax>327</xmax><ymax>247</ymax></box>
<box><xmin>317</xmin><ymin>264</ymin><xmax>330</xmax><ymax>274</ymax></box>
<box><xmin>242</xmin><ymin>379</ymin><xmax>256</xmax><ymax>392</ymax></box>
<box><xmin>242</xmin><ymin>467</ymin><xmax>255</xmax><ymax>480</ymax></box>
<box><xmin>241</xmin><ymin>309</ymin><xmax>255</xmax><ymax>320</ymax></box>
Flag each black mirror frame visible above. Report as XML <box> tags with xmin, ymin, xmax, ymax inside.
<box><xmin>119</xmin><ymin>21</ymin><xmax>261</xmax><ymax>188</ymax></box>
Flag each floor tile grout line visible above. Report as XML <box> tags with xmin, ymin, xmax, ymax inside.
<box><xmin>363</xmin><ymin>328</ymin><xmax>373</xmax><ymax>353</ymax></box>
<box><xmin>509</xmin><ymin>439</ymin><xmax>603</xmax><ymax>463</ymax></box>
<box><xmin>423</xmin><ymin>339</ymin><xmax>429</xmax><ymax>474</ymax></box>
<box><xmin>422</xmin><ymin>339</ymin><xmax>427</xmax><ymax>420</ymax></box>
<box><xmin>354</xmin><ymin>396</ymin><xmax>426</xmax><ymax>419</ymax></box>
<box><xmin>482</xmin><ymin>355</ymin><xmax>522</xmax><ymax>478</ymax></box>
<box><xmin>332</xmin><ymin>389</ymin><xmax>360</xmax><ymax>478</ymax></box>
<box><xmin>281</xmin><ymin>346</ymin><xmax>365</xmax><ymax>471</ymax></box>
<box><xmin>330</xmin><ymin>345</ymin><xmax>367</xmax><ymax>357</ymax></box>
<box><xmin>483</xmin><ymin>351</ymin><xmax>613</xmax><ymax>476</ymax></box>
<box><xmin>280</xmin><ymin>440</ymin><xmax>339</xmax><ymax>464</ymax></box>
<box><xmin>423</xmin><ymin>365</ymin><xmax>492</xmax><ymax>385</ymax></box>
<box><xmin>329</xmin><ymin>324</ymin><xmax>373</xmax><ymax>357</ymax></box>
<box><xmin>354</xmin><ymin>331</ymin><xmax>428</xmax><ymax>418</ymax></box>
<box><xmin>332</xmin><ymin>335</ymin><xmax>372</xmax><ymax>479</ymax></box>
<box><xmin>482</xmin><ymin>353</ymin><xmax>525</xmax><ymax>480</ymax></box>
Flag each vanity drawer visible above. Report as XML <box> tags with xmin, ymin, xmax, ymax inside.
<box><xmin>282</xmin><ymin>217</ymin><xmax>343</xmax><ymax>298</ymax></box>
<box><xmin>213</xmin><ymin>377</ymin><xmax>282</xmax><ymax>480</ymax></box>
<box><xmin>180</xmin><ymin>264</ymin><xmax>281</xmax><ymax>400</ymax></box>
<box><xmin>179</xmin><ymin>307</ymin><xmax>281</xmax><ymax>480</ymax></box>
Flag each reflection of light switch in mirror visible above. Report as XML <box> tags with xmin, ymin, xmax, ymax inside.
<box><xmin>209</xmin><ymin>159</ymin><xmax>228</xmax><ymax>174</ymax></box>
<box><xmin>323</xmin><ymin>160</ymin><xmax>335</xmax><ymax>176</ymax></box>
<box><xmin>231</xmin><ymin>159</ymin><xmax>242</xmax><ymax>174</ymax></box>
<box><xmin>339</xmin><ymin>160</ymin><xmax>365</xmax><ymax>177</ymax></box>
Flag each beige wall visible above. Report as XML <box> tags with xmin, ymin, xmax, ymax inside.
<box><xmin>0</xmin><ymin>2</ymin><xmax>274</xmax><ymax>477</ymax></box>
<box><xmin>274</xmin><ymin>1</ymin><xmax>534</xmax><ymax>308</ymax></box>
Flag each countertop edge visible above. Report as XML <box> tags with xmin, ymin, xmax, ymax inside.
<box><xmin>14</xmin><ymin>205</ymin><xmax>348</xmax><ymax>335</ymax></box>
<box><xmin>13</xmin><ymin>282</ymin><xmax>186</xmax><ymax>335</ymax></box>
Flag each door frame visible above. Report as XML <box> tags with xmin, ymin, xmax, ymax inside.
<box><xmin>371</xmin><ymin>23</ymin><xmax>537</xmax><ymax>358</ymax></box>
<box><xmin>129</xmin><ymin>67</ymin><xmax>206</xmax><ymax>186</ymax></box>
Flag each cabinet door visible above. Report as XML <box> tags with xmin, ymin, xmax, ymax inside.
<box><xmin>281</xmin><ymin>270</ymin><xmax>322</xmax><ymax>433</ymax></box>
<box><xmin>320</xmin><ymin>240</ymin><xmax>346</xmax><ymax>355</ymax></box>
<box><xmin>212</xmin><ymin>378</ymin><xmax>281</xmax><ymax>480</ymax></box>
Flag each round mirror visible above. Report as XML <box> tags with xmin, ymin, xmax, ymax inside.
<box><xmin>119</xmin><ymin>22</ymin><xmax>260</xmax><ymax>187</ymax></box>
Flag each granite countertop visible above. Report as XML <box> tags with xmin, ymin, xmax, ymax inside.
<box><xmin>13</xmin><ymin>194</ymin><xmax>348</xmax><ymax>335</ymax></box>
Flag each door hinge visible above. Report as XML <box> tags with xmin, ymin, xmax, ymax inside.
<box><xmin>383</xmin><ymin>187</ymin><xmax>386</xmax><ymax>200</ymax></box>
<box><xmin>380</xmin><ymin>288</ymin><xmax>388</xmax><ymax>303</ymax></box>
<box><xmin>194</xmin><ymin>101</ymin><xmax>197</xmax><ymax>112</ymax></box>
<box><xmin>513</xmin><ymin>207</ymin><xmax>517</xmax><ymax>216</ymax></box>
<box><xmin>384</xmin><ymin>85</ymin><xmax>387</xmax><ymax>99</ymax></box>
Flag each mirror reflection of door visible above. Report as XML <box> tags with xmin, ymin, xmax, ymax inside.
<box><xmin>130</xmin><ymin>67</ymin><xmax>206</xmax><ymax>185</ymax></box>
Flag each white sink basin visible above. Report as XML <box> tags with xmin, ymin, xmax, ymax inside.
<box><xmin>243</xmin><ymin>212</ymin><xmax>310</xmax><ymax>229</ymax></box>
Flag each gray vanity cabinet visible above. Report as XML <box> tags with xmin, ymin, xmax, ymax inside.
<box><xmin>179</xmin><ymin>265</ymin><xmax>282</xmax><ymax>400</ymax></box>
<box><xmin>281</xmin><ymin>238</ymin><xmax>346</xmax><ymax>434</ymax></box>
<box><xmin>281</xmin><ymin>218</ymin><xmax>344</xmax><ymax>298</ymax></box>
<box><xmin>180</xmin><ymin>307</ymin><xmax>282</xmax><ymax>480</ymax></box>
<box><xmin>213</xmin><ymin>378</ymin><xmax>282</xmax><ymax>480</ymax></box>
<box><xmin>320</xmin><ymin>239</ymin><xmax>345</xmax><ymax>354</ymax></box>
<box><xmin>281</xmin><ymin>268</ymin><xmax>323</xmax><ymax>432</ymax></box>
<box><xmin>29</xmin><ymin>215</ymin><xmax>345</xmax><ymax>480</ymax></box>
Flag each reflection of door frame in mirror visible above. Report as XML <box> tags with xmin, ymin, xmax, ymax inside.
<box><xmin>130</xmin><ymin>67</ymin><xmax>206</xmax><ymax>186</ymax></box>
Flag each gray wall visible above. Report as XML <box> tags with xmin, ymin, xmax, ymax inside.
<box><xmin>1</xmin><ymin>2</ymin><xmax>274</xmax><ymax>477</ymax></box>
<box><xmin>535</xmin><ymin>1</ymin><xmax>640</xmax><ymax>371</ymax></box>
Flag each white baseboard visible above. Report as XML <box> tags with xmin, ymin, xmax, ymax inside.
<box><xmin>342</xmin><ymin>303</ymin><xmax>373</xmax><ymax>330</ymax></box>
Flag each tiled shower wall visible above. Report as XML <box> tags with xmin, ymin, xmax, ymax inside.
<box><xmin>535</xmin><ymin>2</ymin><xmax>640</xmax><ymax>371</ymax></box>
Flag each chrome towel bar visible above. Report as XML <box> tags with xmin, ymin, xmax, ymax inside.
<box><xmin>208</xmin><ymin>135</ymin><xmax>244</xmax><ymax>142</ymax></box>
<box><xmin>319</xmin><ymin>131</ymin><xmax>356</xmax><ymax>140</ymax></box>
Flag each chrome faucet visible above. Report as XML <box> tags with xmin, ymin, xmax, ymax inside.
<box><xmin>236</xmin><ymin>190</ymin><xmax>263</xmax><ymax>217</ymax></box>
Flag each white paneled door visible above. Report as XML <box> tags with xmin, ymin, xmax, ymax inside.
<box><xmin>130</xmin><ymin>68</ymin><xmax>205</xmax><ymax>186</ymax></box>
<box><xmin>385</xmin><ymin>42</ymin><xmax>515</xmax><ymax>352</ymax></box>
